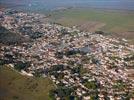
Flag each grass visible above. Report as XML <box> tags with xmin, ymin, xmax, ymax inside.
<box><xmin>51</xmin><ymin>8</ymin><xmax>134</xmax><ymax>32</ymax></box>
<box><xmin>0</xmin><ymin>66</ymin><xmax>55</xmax><ymax>100</ymax></box>
<box><xmin>49</xmin><ymin>8</ymin><xmax>134</xmax><ymax>43</ymax></box>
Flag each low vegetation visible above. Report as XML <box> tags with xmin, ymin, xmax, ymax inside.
<box><xmin>84</xmin><ymin>81</ymin><xmax>98</xmax><ymax>90</ymax></box>
<box><xmin>0</xmin><ymin>66</ymin><xmax>55</xmax><ymax>100</ymax></box>
<box><xmin>50</xmin><ymin>8</ymin><xmax>134</xmax><ymax>43</ymax></box>
<box><xmin>50</xmin><ymin>86</ymin><xmax>74</xmax><ymax>99</ymax></box>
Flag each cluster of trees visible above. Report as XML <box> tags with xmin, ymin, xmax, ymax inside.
<box><xmin>55</xmin><ymin>46</ymin><xmax>91</xmax><ymax>59</ymax></box>
<box><xmin>49</xmin><ymin>86</ymin><xmax>75</xmax><ymax>99</ymax></box>
<box><xmin>50</xmin><ymin>65</ymin><xmax>65</xmax><ymax>72</ymax></box>
<box><xmin>121</xmin><ymin>92</ymin><xmax>134</xmax><ymax>100</ymax></box>
<box><xmin>71</xmin><ymin>66</ymin><xmax>81</xmax><ymax>74</ymax></box>
<box><xmin>49</xmin><ymin>65</ymin><xmax>65</xmax><ymax>79</ymax></box>
<box><xmin>14</xmin><ymin>61</ymin><xmax>31</xmax><ymax>71</ymax></box>
<box><xmin>19</xmin><ymin>26</ymin><xmax>44</xmax><ymax>39</ymax></box>
<box><xmin>65</xmin><ymin>50</ymin><xmax>80</xmax><ymax>57</ymax></box>
<box><xmin>0</xmin><ymin>26</ymin><xmax>27</xmax><ymax>45</ymax></box>
<box><xmin>84</xmin><ymin>81</ymin><xmax>98</xmax><ymax>90</ymax></box>
<box><xmin>55</xmin><ymin>49</ymin><xmax>79</xmax><ymax>58</ymax></box>
<box><xmin>1</xmin><ymin>53</ymin><xmax>16</xmax><ymax>65</ymax></box>
<box><xmin>0</xmin><ymin>59</ymin><xmax>6</xmax><ymax>65</ymax></box>
<box><xmin>61</xmin><ymin>28</ymin><xmax>79</xmax><ymax>36</ymax></box>
<box><xmin>81</xmin><ymin>55</ymin><xmax>91</xmax><ymax>64</ymax></box>
<box><xmin>19</xmin><ymin>26</ymin><xmax>32</xmax><ymax>35</ymax></box>
<box><xmin>124</xmin><ymin>54</ymin><xmax>134</xmax><ymax>61</ymax></box>
<box><xmin>29</xmin><ymin>32</ymin><xmax>44</xmax><ymax>39</ymax></box>
<box><xmin>113</xmin><ymin>80</ymin><xmax>126</xmax><ymax>90</ymax></box>
<box><xmin>61</xmin><ymin>28</ymin><xmax>70</xmax><ymax>35</ymax></box>
<box><xmin>55</xmin><ymin>51</ymin><xmax>64</xmax><ymax>59</ymax></box>
<box><xmin>94</xmin><ymin>31</ymin><xmax>105</xmax><ymax>35</ymax></box>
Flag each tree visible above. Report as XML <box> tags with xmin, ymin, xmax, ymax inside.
<box><xmin>0</xmin><ymin>26</ymin><xmax>26</xmax><ymax>45</ymax></box>
<box><xmin>84</xmin><ymin>81</ymin><xmax>97</xmax><ymax>89</ymax></box>
<box><xmin>29</xmin><ymin>32</ymin><xmax>44</xmax><ymax>39</ymax></box>
<box><xmin>0</xmin><ymin>59</ymin><xmax>5</xmax><ymax>65</ymax></box>
<box><xmin>61</xmin><ymin>28</ymin><xmax>69</xmax><ymax>35</ymax></box>
<box><xmin>94</xmin><ymin>31</ymin><xmax>104</xmax><ymax>35</ymax></box>
<box><xmin>52</xmin><ymin>87</ymin><xmax>74</xmax><ymax>98</ymax></box>
<box><xmin>14</xmin><ymin>61</ymin><xmax>30</xmax><ymax>71</ymax></box>
<box><xmin>55</xmin><ymin>51</ymin><xmax>64</xmax><ymax>59</ymax></box>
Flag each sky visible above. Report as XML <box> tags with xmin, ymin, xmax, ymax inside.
<box><xmin>0</xmin><ymin>0</ymin><xmax>134</xmax><ymax>11</ymax></box>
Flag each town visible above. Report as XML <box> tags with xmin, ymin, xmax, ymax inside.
<box><xmin>0</xmin><ymin>10</ymin><xmax>134</xmax><ymax>100</ymax></box>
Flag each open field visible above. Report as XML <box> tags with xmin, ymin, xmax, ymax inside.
<box><xmin>0</xmin><ymin>66</ymin><xmax>55</xmax><ymax>100</ymax></box>
<box><xmin>50</xmin><ymin>8</ymin><xmax>134</xmax><ymax>43</ymax></box>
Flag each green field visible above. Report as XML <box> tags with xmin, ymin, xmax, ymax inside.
<box><xmin>50</xmin><ymin>8</ymin><xmax>134</xmax><ymax>43</ymax></box>
<box><xmin>0</xmin><ymin>66</ymin><xmax>55</xmax><ymax>100</ymax></box>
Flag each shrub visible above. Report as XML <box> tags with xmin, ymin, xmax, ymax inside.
<box><xmin>53</xmin><ymin>87</ymin><xmax>74</xmax><ymax>98</ymax></box>
<box><xmin>29</xmin><ymin>32</ymin><xmax>44</xmax><ymax>39</ymax></box>
<box><xmin>14</xmin><ymin>61</ymin><xmax>30</xmax><ymax>71</ymax></box>
<box><xmin>84</xmin><ymin>81</ymin><xmax>97</xmax><ymax>89</ymax></box>
<box><xmin>94</xmin><ymin>31</ymin><xmax>105</xmax><ymax>35</ymax></box>
<box><xmin>61</xmin><ymin>29</ymin><xmax>69</xmax><ymax>35</ymax></box>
